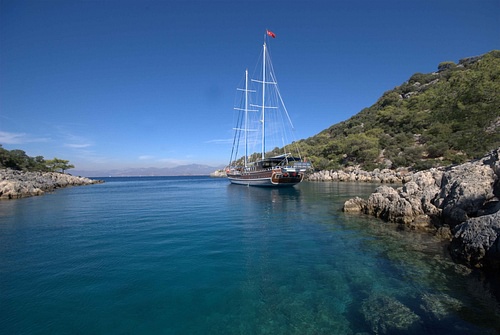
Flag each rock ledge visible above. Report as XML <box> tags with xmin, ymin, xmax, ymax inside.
<box><xmin>343</xmin><ymin>147</ymin><xmax>500</xmax><ymax>269</ymax></box>
<box><xmin>0</xmin><ymin>169</ymin><xmax>104</xmax><ymax>200</ymax></box>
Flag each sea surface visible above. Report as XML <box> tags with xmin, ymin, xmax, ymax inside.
<box><xmin>1</xmin><ymin>176</ymin><xmax>499</xmax><ymax>334</ymax></box>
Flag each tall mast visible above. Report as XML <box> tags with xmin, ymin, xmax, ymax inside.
<box><xmin>244</xmin><ymin>69</ymin><xmax>249</xmax><ymax>167</ymax></box>
<box><xmin>261</xmin><ymin>42</ymin><xmax>266</xmax><ymax>160</ymax></box>
<box><xmin>250</xmin><ymin>35</ymin><xmax>275</xmax><ymax>161</ymax></box>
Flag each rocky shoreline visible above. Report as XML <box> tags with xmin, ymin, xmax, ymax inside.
<box><xmin>210</xmin><ymin>169</ymin><xmax>227</xmax><ymax>178</ymax></box>
<box><xmin>0</xmin><ymin>169</ymin><xmax>104</xmax><ymax>200</ymax></box>
<box><xmin>6</xmin><ymin>149</ymin><xmax>500</xmax><ymax>271</ymax></box>
<box><xmin>342</xmin><ymin>147</ymin><xmax>500</xmax><ymax>270</ymax></box>
<box><xmin>211</xmin><ymin>166</ymin><xmax>414</xmax><ymax>183</ymax></box>
<box><xmin>306</xmin><ymin>166</ymin><xmax>412</xmax><ymax>183</ymax></box>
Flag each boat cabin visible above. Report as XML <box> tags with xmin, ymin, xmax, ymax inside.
<box><xmin>256</xmin><ymin>154</ymin><xmax>302</xmax><ymax>169</ymax></box>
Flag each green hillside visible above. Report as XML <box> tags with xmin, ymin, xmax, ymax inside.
<box><xmin>298</xmin><ymin>50</ymin><xmax>500</xmax><ymax>171</ymax></box>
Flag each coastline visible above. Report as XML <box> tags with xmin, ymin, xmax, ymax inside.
<box><xmin>6</xmin><ymin>150</ymin><xmax>500</xmax><ymax>272</ymax></box>
<box><xmin>306</xmin><ymin>166</ymin><xmax>412</xmax><ymax>183</ymax></box>
<box><xmin>343</xmin><ymin>147</ymin><xmax>500</xmax><ymax>271</ymax></box>
<box><xmin>0</xmin><ymin>169</ymin><xmax>104</xmax><ymax>200</ymax></box>
<box><xmin>211</xmin><ymin>147</ymin><xmax>500</xmax><ymax>271</ymax></box>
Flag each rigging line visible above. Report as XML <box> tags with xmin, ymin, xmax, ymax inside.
<box><xmin>270</xmin><ymin>71</ymin><xmax>296</xmax><ymax>131</ymax></box>
<box><xmin>229</xmin><ymin>109</ymin><xmax>243</xmax><ymax>166</ymax></box>
<box><xmin>265</xmin><ymin>48</ymin><xmax>296</xmax><ymax>132</ymax></box>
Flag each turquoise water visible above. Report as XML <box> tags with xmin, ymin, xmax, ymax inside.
<box><xmin>1</xmin><ymin>176</ymin><xmax>499</xmax><ymax>334</ymax></box>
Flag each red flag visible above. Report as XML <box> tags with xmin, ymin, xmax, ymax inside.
<box><xmin>266</xmin><ymin>30</ymin><xmax>276</xmax><ymax>38</ymax></box>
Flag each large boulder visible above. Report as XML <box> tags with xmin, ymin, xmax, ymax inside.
<box><xmin>436</xmin><ymin>162</ymin><xmax>497</xmax><ymax>226</ymax></box>
<box><xmin>343</xmin><ymin>169</ymin><xmax>444</xmax><ymax>229</ymax></box>
<box><xmin>343</xmin><ymin>147</ymin><xmax>500</xmax><ymax>269</ymax></box>
<box><xmin>449</xmin><ymin>210</ymin><xmax>500</xmax><ymax>268</ymax></box>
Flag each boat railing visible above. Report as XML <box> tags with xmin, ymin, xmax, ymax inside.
<box><xmin>293</xmin><ymin>161</ymin><xmax>312</xmax><ymax>169</ymax></box>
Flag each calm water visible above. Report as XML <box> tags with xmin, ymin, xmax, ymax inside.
<box><xmin>1</xmin><ymin>176</ymin><xmax>499</xmax><ymax>334</ymax></box>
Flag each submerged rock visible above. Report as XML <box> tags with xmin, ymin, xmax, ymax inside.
<box><xmin>0</xmin><ymin>169</ymin><xmax>103</xmax><ymax>200</ymax></box>
<box><xmin>420</xmin><ymin>293</ymin><xmax>463</xmax><ymax>321</ymax></box>
<box><xmin>361</xmin><ymin>294</ymin><xmax>420</xmax><ymax>334</ymax></box>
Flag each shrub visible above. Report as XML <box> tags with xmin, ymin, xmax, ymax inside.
<box><xmin>438</xmin><ymin>61</ymin><xmax>457</xmax><ymax>72</ymax></box>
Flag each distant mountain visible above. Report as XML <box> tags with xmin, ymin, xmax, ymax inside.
<box><xmin>297</xmin><ymin>50</ymin><xmax>500</xmax><ymax>171</ymax></box>
<box><xmin>71</xmin><ymin>164</ymin><xmax>224</xmax><ymax>177</ymax></box>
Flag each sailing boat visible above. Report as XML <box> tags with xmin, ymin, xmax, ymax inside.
<box><xmin>226</xmin><ymin>31</ymin><xmax>311</xmax><ymax>187</ymax></box>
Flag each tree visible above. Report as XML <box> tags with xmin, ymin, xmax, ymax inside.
<box><xmin>0</xmin><ymin>148</ymin><xmax>31</xmax><ymax>170</ymax></box>
<box><xmin>45</xmin><ymin>158</ymin><xmax>75</xmax><ymax>173</ymax></box>
<box><xmin>33</xmin><ymin>156</ymin><xmax>49</xmax><ymax>171</ymax></box>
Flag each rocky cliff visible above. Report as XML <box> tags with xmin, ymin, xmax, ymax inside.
<box><xmin>0</xmin><ymin>169</ymin><xmax>104</xmax><ymax>200</ymax></box>
<box><xmin>343</xmin><ymin>147</ymin><xmax>500</xmax><ymax>269</ymax></box>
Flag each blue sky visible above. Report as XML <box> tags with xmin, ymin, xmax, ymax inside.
<box><xmin>1</xmin><ymin>0</ymin><xmax>499</xmax><ymax>171</ymax></box>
